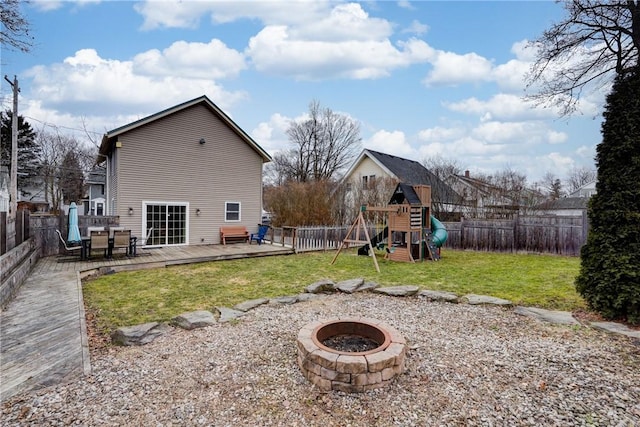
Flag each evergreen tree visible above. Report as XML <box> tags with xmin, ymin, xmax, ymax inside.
<box><xmin>0</xmin><ymin>110</ymin><xmax>41</xmax><ymax>197</ymax></box>
<box><xmin>575</xmin><ymin>71</ymin><xmax>640</xmax><ymax>324</ymax></box>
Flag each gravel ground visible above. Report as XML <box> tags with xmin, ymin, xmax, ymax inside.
<box><xmin>3</xmin><ymin>293</ymin><xmax>640</xmax><ymax>426</ymax></box>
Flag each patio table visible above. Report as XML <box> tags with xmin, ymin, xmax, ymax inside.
<box><xmin>80</xmin><ymin>235</ymin><xmax>137</xmax><ymax>260</ymax></box>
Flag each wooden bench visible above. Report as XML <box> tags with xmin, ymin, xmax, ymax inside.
<box><xmin>220</xmin><ymin>226</ymin><xmax>249</xmax><ymax>245</ymax></box>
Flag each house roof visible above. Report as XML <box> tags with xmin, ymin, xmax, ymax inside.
<box><xmin>448</xmin><ymin>173</ymin><xmax>496</xmax><ymax>196</ymax></box>
<box><xmin>98</xmin><ymin>95</ymin><xmax>272</xmax><ymax>162</ymax></box>
<box><xmin>346</xmin><ymin>149</ymin><xmax>463</xmax><ymax>205</ymax></box>
<box><xmin>86</xmin><ymin>166</ymin><xmax>106</xmax><ymax>185</ymax></box>
<box><xmin>569</xmin><ymin>180</ymin><xmax>597</xmax><ymax>197</ymax></box>
<box><xmin>537</xmin><ymin>197</ymin><xmax>589</xmax><ymax>211</ymax></box>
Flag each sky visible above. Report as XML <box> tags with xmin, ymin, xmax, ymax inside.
<box><xmin>1</xmin><ymin>0</ymin><xmax>605</xmax><ymax>185</ymax></box>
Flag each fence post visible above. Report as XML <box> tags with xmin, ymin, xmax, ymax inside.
<box><xmin>323</xmin><ymin>227</ymin><xmax>327</xmax><ymax>251</ymax></box>
<box><xmin>293</xmin><ymin>227</ymin><xmax>297</xmax><ymax>252</ymax></box>
<box><xmin>513</xmin><ymin>214</ymin><xmax>519</xmax><ymax>253</ymax></box>
<box><xmin>460</xmin><ymin>217</ymin><xmax>465</xmax><ymax>250</ymax></box>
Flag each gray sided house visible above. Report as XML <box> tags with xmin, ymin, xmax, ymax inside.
<box><xmin>98</xmin><ymin>95</ymin><xmax>271</xmax><ymax>247</ymax></box>
<box><xmin>84</xmin><ymin>165</ymin><xmax>106</xmax><ymax>216</ymax></box>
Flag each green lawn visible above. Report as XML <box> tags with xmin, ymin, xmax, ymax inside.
<box><xmin>83</xmin><ymin>249</ymin><xmax>584</xmax><ymax>333</ymax></box>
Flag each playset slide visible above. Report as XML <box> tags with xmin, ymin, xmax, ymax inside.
<box><xmin>430</xmin><ymin>217</ymin><xmax>448</xmax><ymax>247</ymax></box>
<box><xmin>357</xmin><ymin>226</ymin><xmax>389</xmax><ymax>256</ymax></box>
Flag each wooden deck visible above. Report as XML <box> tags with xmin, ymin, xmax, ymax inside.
<box><xmin>0</xmin><ymin>243</ymin><xmax>293</xmax><ymax>401</ymax></box>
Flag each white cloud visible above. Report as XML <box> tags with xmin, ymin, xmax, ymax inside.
<box><xmin>24</xmin><ymin>49</ymin><xmax>246</xmax><ymax>121</ymax></box>
<box><xmin>31</xmin><ymin>0</ymin><xmax>64</xmax><ymax>11</ymax></box>
<box><xmin>135</xmin><ymin>1</ymin><xmax>433</xmax><ymax>81</ymax></box>
<box><xmin>31</xmin><ymin>0</ymin><xmax>101</xmax><ymax>12</ymax></box>
<box><xmin>472</xmin><ymin>121</ymin><xmax>568</xmax><ymax>146</ymax></box>
<box><xmin>491</xmin><ymin>59</ymin><xmax>530</xmax><ymax>93</ymax></box>
<box><xmin>247</xmin><ymin>26</ymin><xmax>433</xmax><ymax>80</ymax></box>
<box><xmin>423</xmin><ymin>51</ymin><xmax>493</xmax><ymax>86</ymax></box>
<box><xmin>291</xmin><ymin>3</ymin><xmax>393</xmax><ymax>42</ymax></box>
<box><xmin>365</xmin><ymin>130</ymin><xmax>415</xmax><ymax>157</ymax></box>
<box><xmin>402</xmin><ymin>20</ymin><xmax>428</xmax><ymax>36</ymax></box>
<box><xmin>445</xmin><ymin>94</ymin><xmax>559</xmax><ymax>121</ymax></box>
<box><xmin>397</xmin><ymin>1</ymin><xmax>415</xmax><ymax>10</ymax></box>
<box><xmin>417</xmin><ymin>126</ymin><xmax>466</xmax><ymax>142</ymax></box>
<box><xmin>250</xmin><ymin>113</ymin><xmax>291</xmax><ymax>154</ymax></box>
<box><xmin>132</xmin><ymin>39</ymin><xmax>246</xmax><ymax>79</ymax></box>
<box><xmin>134</xmin><ymin>0</ymin><xmax>333</xmax><ymax>30</ymax></box>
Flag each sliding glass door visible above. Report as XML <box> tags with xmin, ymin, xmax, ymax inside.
<box><xmin>144</xmin><ymin>202</ymin><xmax>187</xmax><ymax>246</ymax></box>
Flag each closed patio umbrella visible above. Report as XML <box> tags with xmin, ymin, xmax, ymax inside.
<box><xmin>68</xmin><ymin>202</ymin><xmax>81</xmax><ymax>243</ymax></box>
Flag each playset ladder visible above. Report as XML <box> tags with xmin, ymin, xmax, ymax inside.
<box><xmin>424</xmin><ymin>229</ymin><xmax>440</xmax><ymax>261</ymax></box>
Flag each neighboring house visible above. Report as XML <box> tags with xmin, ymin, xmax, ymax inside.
<box><xmin>341</xmin><ymin>149</ymin><xmax>464</xmax><ymax>219</ymax></box>
<box><xmin>569</xmin><ymin>180</ymin><xmax>597</xmax><ymax>198</ymax></box>
<box><xmin>97</xmin><ymin>95</ymin><xmax>272</xmax><ymax>246</ymax></box>
<box><xmin>17</xmin><ymin>179</ymin><xmax>51</xmax><ymax>213</ymax></box>
<box><xmin>445</xmin><ymin>170</ymin><xmax>523</xmax><ymax>219</ymax></box>
<box><xmin>535</xmin><ymin>180</ymin><xmax>596</xmax><ymax>217</ymax></box>
<box><xmin>83</xmin><ymin>165</ymin><xmax>107</xmax><ymax>216</ymax></box>
<box><xmin>535</xmin><ymin>197</ymin><xmax>589</xmax><ymax>217</ymax></box>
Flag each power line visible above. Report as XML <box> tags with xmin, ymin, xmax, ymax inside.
<box><xmin>23</xmin><ymin>115</ymin><xmax>104</xmax><ymax>136</ymax></box>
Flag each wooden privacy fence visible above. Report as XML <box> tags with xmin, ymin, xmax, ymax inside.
<box><xmin>0</xmin><ymin>210</ymin><xmax>30</xmax><ymax>255</ymax></box>
<box><xmin>443</xmin><ymin>213</ymin><xmax>588</xmax><ymax>256</ymax></box>
<box><xmin>277</xmin><ymin>212</ymin><xmax>587</xmax><ymax>256</ymax></box>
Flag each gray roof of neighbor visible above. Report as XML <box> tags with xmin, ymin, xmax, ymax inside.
<box><xmin>537</xmin><ymin>197</ymin><xmax>589</xmax><ymax>210</ymax></box>
<box><xmin>365</xmin><ymin>149</ymin><xmax>463</xmax><ymax>205</ymax></box>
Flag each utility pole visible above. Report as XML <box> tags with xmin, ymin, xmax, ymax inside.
<box><xmin>4</xmin><ymin>75</ymin><xmax>19</xmax><ymax>221</ymax></box>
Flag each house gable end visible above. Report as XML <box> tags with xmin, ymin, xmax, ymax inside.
<box><xmin>99</xmin><ymin>95</ymin><xmax>271</xmax><ymax>162</ymax></box>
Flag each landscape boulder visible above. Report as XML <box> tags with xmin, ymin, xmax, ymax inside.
<box><xmin>305</xmin><ymin>279</ymin><xmax>336</xmax><ymax>294</ymax></box>
<box><xmin>111</xmin><ymin>322</ymin><xmax>170</xmax><ymax>346</ymax></box>
<box><xmin>335</xmin><ymin>278</ymin><xmax>365</xmax><ymax>293</ymax></box>
<box><xmin>233</xmin><ymin>298</ymin><xmax>269</xmax><ymax>312</ymax></box>
<box><xmin>373</xmin><ymin>285</ymin><xmax>419</xmax><ymax>297</ymax></box>
<box><xmin>171</xmin><ymin>310</ymin><xmax>217</xmax><ymax>330</ymax></box>
<box><xmin>216</xmin><ymin>307</ymin><xmax>247</xmax><ymax>323</ymax></box>
<box><xmin>418</xmin><ymin>290</ymin><xmax>459</xmax><ymax>303</ymax></box>
<box><xmin>462</xmin><ymin>294</ymin><xmax>512</xmax><ymax>307</ymax></box>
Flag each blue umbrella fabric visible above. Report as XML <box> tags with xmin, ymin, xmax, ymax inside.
<box><xmin>68</xmin><ymin>202</ymin><xmax>81</xmax><ymax>243</ymax></box>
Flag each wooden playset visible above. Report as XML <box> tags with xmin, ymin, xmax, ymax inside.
<box><xmin>331</xmin><ymin>183</ymin><xmax>446</xmax><ymax>272</ymax></box>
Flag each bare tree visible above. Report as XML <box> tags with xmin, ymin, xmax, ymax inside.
<box><xmin>539</xmin><ymin>171</ymin><xmax>564</xmax><ymax>200</ymax></box>
<box><xmin>565</xmin><ymin>165</ymin><xmax>597</xmax><ymax>193</ymax></box>
<box><xmin>0</xmin><ymin>0</ymin><xmax>33</xmax><ymax>53</ymax></box>
<box><xmin>526</xmin><ymin>0</ymin><xmax>640</xmax><ymax>116</ymax></box>
<box><xmin>422</xmin><ymin>155</ymin><xmax>464</xmax><ymax>181</ymax></box>
<box><xmin>35</xmin><ymin>129</ymin><xmax>91</xmax><ymax>212</ymax></box>
<box><xmin>279</xmin><ymin>101</ymin><xmax>361</xmax><ymax>183</ymax></box>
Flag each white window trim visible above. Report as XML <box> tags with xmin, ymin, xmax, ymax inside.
<box><xmin>225</xmin><ymin>201</ymin><xmax>241</xmax><ymax>222</ymax></box>
<box><xmin>142</xmin><ymin>200</ymin><xmax>190</xmax><ymax>246</ymax></box>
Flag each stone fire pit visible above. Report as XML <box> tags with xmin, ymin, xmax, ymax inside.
<box><xmin>296</xmin><ymin>317</ymin><xmax>407</xmax><ymax>392</ymax></box>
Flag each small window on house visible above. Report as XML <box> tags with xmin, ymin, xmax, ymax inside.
<box><xmin>225</xmin><ymin>202</ymin><xmax>241</xmax><ymax>222</ymax></box>
<box><xmin>369</xmin><ymin>175</ymin><xmax>376</xmax><ymax>187</ymax></box>
<box><xmin>346</xmin><ymin>182</ymin><xmax>352</xmax><ymax>192</ymax></box>
<box><xmin>362</xmin><ymin>175</ymin><xmax>368</xmax><ymax>189</ymax></box>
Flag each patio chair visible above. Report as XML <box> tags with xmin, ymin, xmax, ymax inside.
<box><xmin>108</xmin><ymin>226</ymin><xmax>124</xmax><ymax>238</ymax></box>
<box><xmin>87</xmin><ymin>226</ymin><xmax>105</xmax><ymax>236</ymax></box>
<box><xmin>56</xmin><ymin>229</ymin><xmax>81</xmax><ymax>257</ymax></box>
<box><xmin>135</xmin><ymin>227</ymin><xmax>153</xmax><ymax>256</ymax></box>
<box><xmin>112</xmin><ymin>230</ymin><xmax>131</xmax><ymax>257</ymax></box>
<box><xmin>250</xmin><ymin>224</ymin><xmax>270</xmax><ymax>245</ymax></box>
<box><xmin>89</xmin><ymin>230</ymin><xmax>109</xmax><ymax>259</ymax></box>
